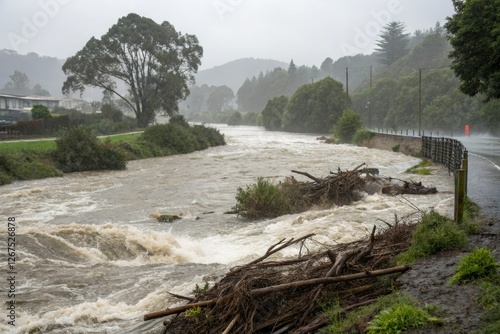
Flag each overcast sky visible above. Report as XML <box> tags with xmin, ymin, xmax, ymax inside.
<box><xmin>0</xmin><ymin>0</ymin><xmax>456</xmax><ymax>70</ymax></box>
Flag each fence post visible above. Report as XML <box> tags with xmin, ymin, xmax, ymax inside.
<box><xmin>455</xmin><ymin>169</ymin><xmax>466</xmax><ymax>223</ymax></box>
<box><xmin>462</xmin><ymin>150</ymin><xmax>468</xmax><ymax>195</ymax></box>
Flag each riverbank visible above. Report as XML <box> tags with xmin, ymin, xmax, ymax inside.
<box><xmin>359</xmin><ymin>133</ymin><xmax>500</xmax><ymax>333</ymax></box>
<box><xmin>0</xmin><ymin>121</ymin><xmax>225</xmax><ymax>185</ymax></box>
<box><xmin>398</xmin><ymin>215</ymin><xmax>500</xmax><ymax>333</ymax></box>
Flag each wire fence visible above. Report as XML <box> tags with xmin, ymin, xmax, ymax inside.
<box><xmin>421</xmin><ymin>136</ymin><xmax>467</xmax><ymax>176</ymax></box>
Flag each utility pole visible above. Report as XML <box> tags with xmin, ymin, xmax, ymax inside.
<box><xmin>418</xmin><ymin>68</ymin><xmax>422</xmax><ymax>136</ymax></box>
<box><xmin>368</xmin><ymin>65</ymin><xmax>373</xmax><ymax>128</ymax></box>
<box><xmin>345</xmin><ymin>67</ymin><xmax>349</xmax><ymax>96</ymax></box>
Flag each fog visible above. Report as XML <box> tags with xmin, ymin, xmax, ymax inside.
<box><xmin>0</xmin><ymin>0</ymin><xmax>455</xmax><ymax>70</ymax></box>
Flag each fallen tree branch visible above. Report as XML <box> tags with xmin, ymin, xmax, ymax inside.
<box><xmin>250</xmin><ymin>265</ymin><xmax>411</xmax><ymax>297</ymax></box>
<box><xmin>144</xmin><ymin>300</ymin><xmax>215</xmax><ymax>321</ymax></box>
<box><xmin>291</xmin><ymin>170</ymin><xmax>322</xmax><ymax>183</ymax></box>
<box><xmin>229</xmin><ymin>234</ymin><xmax>315</xmax><ymax>275</ymax></box>
<box><xmin>167</xmin><ymin>292</ymin><xmax>194</xmax><ymax>302</ymax></box>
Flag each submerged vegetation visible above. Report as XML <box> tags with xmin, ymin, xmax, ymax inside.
<box><xmin>0</xmin><ymin>118</ymin><xmax>225</xmax><ymax>185</ymax></box>
<box><xmin>233</xmin><ymin>177</ymin><xmax>308</xmax><ymax>218</ymax></box>
<box><xmin>405</xmin><ymin>160</ymin><xmax>433</xmax><ymax>175</ymax></box>
<box><xmin>233</xmin><ymin>167</ymin><xmax>366</xmax><ymax>218</ymax></box>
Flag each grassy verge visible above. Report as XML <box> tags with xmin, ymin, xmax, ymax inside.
<box><xmin>0</xmin><ymin>140</ymin><xmax>57</xmax><ymax>153</ymax></box>
<box><xmin>0</xmin><ymin>119</ymin><xmax>225</xmax><ymax>186</ymax></box>
<box><xmin>322</xmin><ymin>197</ymin><xmax>500</xmax><ymax>333</ymax></box>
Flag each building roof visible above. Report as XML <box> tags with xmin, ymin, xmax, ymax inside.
<box><xmin>0</xmin><ymin>93</ymin><xmax>61</xmax><ymax>102</ymax></box>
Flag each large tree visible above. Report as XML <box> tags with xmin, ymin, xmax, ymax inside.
<box><xmin>2</xmin><ymin>70</ymin><xmax>31</xmax><ymax>95</ymax></box>
<box><xmin>445</xmin><ymin>0</ymin><xmax>500</xmax><ymax>100</ymax></box>
<box><xmin>375</xmin><ymin>21</ymin><xmax>410</xmax><ymax>66</ymax></box>
<box><xmin>281</xmin><ymin>77</ymin><xmax>350</xmax><ymax>133</ymax></box>
<box><xmin>62</xmin><ymin>13</ymin><xmax>203</xmax><ymax>127</ymax></box>
<box><xmin>206</xmin><ymin>85</ymin><xmax>234</xmax><ymax>112</ymax></box>
<box><xmin>261</xmin><ymin>95</ymin><xmax>288</xmax><ymax>131</ymax></box>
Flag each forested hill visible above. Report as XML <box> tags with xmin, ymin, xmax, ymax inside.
<box><xmin>351</xmin><ymin>31</ymin><xmax>499</xmax><ymax>135</ymax></box>
<box><xmin>195</xmin><ymin>58</ymin><xmax>288</xmax><ymax>93</ymax></box>
<box><xmin>0</xmin><ymin>50</ymin><xmax>66</xmax><ymax>97</ymax></box>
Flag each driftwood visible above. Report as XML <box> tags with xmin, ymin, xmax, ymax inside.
<box><xmin>145</xmin><ymin>218</ymin><xmax>418</xmax><ymax>333</ymax></box>
<box><xmin>382</xmin><ymin>179</ymin><xmax>437</xmax><ymax>196</ymax></box>
<box><xmin>289</xmin><ymin>163</ymin><xmax>369</xmax><ymax>207</ymax></box>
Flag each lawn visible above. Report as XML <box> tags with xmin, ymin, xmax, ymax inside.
<box><xmin>0</xmin><ymin>132</ymin><xmax>143</xmax><ymax>153</ymax></box>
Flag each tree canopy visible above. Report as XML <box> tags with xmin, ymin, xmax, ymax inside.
<box><xmin>282</xmin><ymin>77</ymin><xmax>350</xmax><ymax>133</ymax></box>
<box><xmin>261</xmin><ymin>95</ymin><xmax>288</xmax><ymax>130</ymax></box>
<box><xmin>1</xmin><ymin>70</ymin><xmax>51</xmax><ymax>96</ymax></box>
<box><xmin>206</xmin><ymin>85</ymin><xmax>234</xmax><ymax>112</ymax></box>
<box><xmin>375</xmin><ymin>21</ymin><xmax>410</xmax><ymax>66</ymax></box>
<box><xmin>62</xmin><ymin>13</ymin><xmax>203</xmax><ymax>127</ymax></box>
<box><xmin>445</xmin><ymin>0</ymin><xmax>500</xmax><ymax>100</ymax></box>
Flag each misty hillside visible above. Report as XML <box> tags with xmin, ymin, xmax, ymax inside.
<box><xmin>0</xmin><ymin>51</ymin><xmax>288</xmax><ymax>101</ymax></box>
<box><xmin>195</xmin><ymin>58</ymin><xmax>288</xmax><ymax>92</ymax></box>
<box><xmin>0</xmin><ymin>50</ymin><xmax>66</xmax><ymax>97</ymax></box>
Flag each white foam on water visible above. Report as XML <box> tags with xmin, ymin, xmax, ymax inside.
<box><xmin>17</xmin><ymin>298</ymin><xmax>143</xmax><ymax>334</ymax></box>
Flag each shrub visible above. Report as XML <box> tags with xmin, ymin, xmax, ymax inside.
<box><xmin>0</xmin><ymin>151</ymin><xmax>62</xmax><ymax>183</ymax></box>
<box><xmin>352</xmin><ymin>128</ymin><xmax>374</xmax><ymax>145</ymax></box>
<box><xmin>396</xmin><ymin>211</ymin><xmax>468</xmax><ymax>264</ymax></box>
<box><xmin>169</xmin><ymin>114</ymin><xmax>190</xmax><ymax>127</ymax></box>
<box><xmin>332</xmin><ymin>109</ymin><xmax>362</xmax><ymax>143</ymax></box>
<box><xmin>53</xmin><ymin>126</ymin><xmax>127</xmax><ymax>172</ymax></box>
<box><xmin>233</xmin><ymin>177</ymin><xmax>306</xmax><ymax>219</ymax></box>
<box><xmin>99</xmin><ymin>139</ymin><xmax>127</xmax><ymax>170</ymax></box>
<box><xmin>142</xmin><ymin>123</ymin><xmax>196</xmax><ymax>155</ymax></box>
<box><xmin>31</xmin><ymin>104</ymin><xmax>52</xmax><ymax>120</ymax></box>
<box><xmin>142</xmin><ymin>123</ymin><xmax>225</xmax><ymax>155</ymax></box>
<box><xmin>449</xmin><ymin>247</ymin><xmax>499</xmax><ymax>285</ymax></box>
<box><xmin>392</xmin><ymin>144</ymin><xmax>400</xmax><ymax>152</ymax></box>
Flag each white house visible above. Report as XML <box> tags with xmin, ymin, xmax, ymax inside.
<box><xmin>0</xmin><ymin>93</ymin><xmax>61</xmax><ymax>121</ymax></box>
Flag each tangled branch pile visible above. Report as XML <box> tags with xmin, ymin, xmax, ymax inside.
<box><xmin>290</xmin><ymin>163</ymin><xmax>370</xmax><ymax>207</ymax></box>
<box><xmin>145</xmin><ymin>219</ymin><xmax>418</xmax><ymax>333</ymax></box>
<box><xmin>233</xmin><ymin>164</ymin><xmax>375</xmax><ymax>218</ymax></box>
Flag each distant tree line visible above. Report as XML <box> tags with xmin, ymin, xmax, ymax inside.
<box><xmin>1</xmin><ymin>70</ymin><xmax>51</xmax><ymax>96</ymax></box>
<box><xmin>182</xmin><ymin>17</ymin><xmax>499</xmax><ymax>135</ymax></box>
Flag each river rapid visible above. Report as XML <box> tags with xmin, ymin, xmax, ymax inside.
<box><xmin>0</xmin><ymin>125</ymin><xmax>455</xmax><ymax>334</ymax></box>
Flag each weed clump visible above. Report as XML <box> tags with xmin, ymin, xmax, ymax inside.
<box><xmin>323</xmin><ymin>293</ymin><xmax>442</xmax><ymax>334</ymax></box>
<box><xmin>396</xmin><ymin>211</ymin><xmax>468</xmax><ymax>264</ymax></box>
<box><xmin>367</xmin><ymin>302</ymin><xmax>441</xmax><ymax>333</ymax></box>
<box><xmin>450</xmin><ymin>247</ymin><xmax>499</xmax><ymax>285</ymax></box>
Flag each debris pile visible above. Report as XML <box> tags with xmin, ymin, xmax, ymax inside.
<box><xmin>145</xmin><ymin>220</ymin><xmax>418</xmax><ymax>333</ymax></box>
<box><xmin>382</xmin><ymin>179</ymin><xmax>438</xmax><ymax>196</ymax></box>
